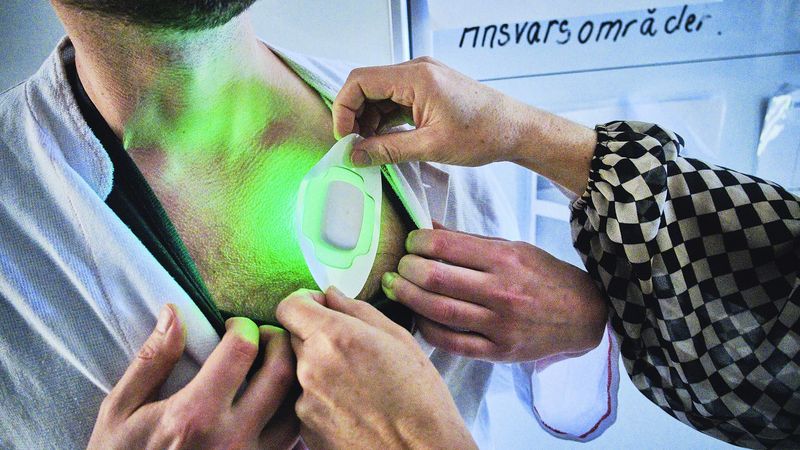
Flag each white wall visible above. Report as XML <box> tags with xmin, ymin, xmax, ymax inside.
<box><xmin>251</xmin><ymin>0</ymin><xmax>395</xmax><ymax>66</ymax></box>
<box><xmin>0</xmin><ymin>0</ymin><xmax>394</xmax><ymax>92</ymax></box>
<box><xmin>0</xmin><ymin>0</ymin><xmax>66</xmax><ymax>91</ymax></box>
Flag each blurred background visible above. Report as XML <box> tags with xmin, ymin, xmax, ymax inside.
<box><xmin>3</xmin><ymin>1</ymin><xmax>798</xmax><ymax>448</ymax></box>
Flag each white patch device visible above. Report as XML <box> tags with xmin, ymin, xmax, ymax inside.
<box><xmin>295</xmin><ymin>134</ymin><xmax>382</xmax><ymax>298</ymax></box>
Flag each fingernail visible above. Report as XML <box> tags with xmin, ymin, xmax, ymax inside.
<box><xmin>351</xmin><ymin>149</ymin><xmax>372</xmax><ymax>167</ymax></box>
<box><xmin>405</xmin><ymin>230</ymin><xmax>416</xmax><ymax>253</ymax></box>
<box><xmin>327</xmin><ymin>285</ymin><xmax>348</xmax><ymax>299</ymax></box>
<box><xmin>259</xmin><ymin>325</ymin><xmax>285</xmax><ymax>340</ymax></box>
<box><xmin>156</xmin><ymin>305</ymin><xmax>173</xmax><ymax>334</ymax></box>
<box><xmin>382</xmin><ymin>272</ymin><xmax>398</xmax><ymax>301</ymax></box>
<box><xmin>226</xmin><ymin>317</ymin><xmax>259</xmax><ymax>345</ymax></box>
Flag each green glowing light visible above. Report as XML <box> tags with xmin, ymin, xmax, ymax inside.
<box><xmin>122</xmin><ymin>67</ymin><xmax>330</xmax><ymax>320</ymax></box>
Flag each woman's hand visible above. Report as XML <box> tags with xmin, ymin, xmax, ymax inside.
<box><xmin>333</xmin><ymin>57</ymin><xmax>597</xmax><ymax>196</ymax></box>
<box><xmin>381</xmin><ymin>225</ymin><xmax>608</xmax><ymax>363</ymax></box>
<box><xmin>277</xmin><ymin>288</ymin><xmax>477</xmax><ymax>450</ymax></box>
<box><xmin>88</xmin><ymin>305</ymin><xmax>299</xmax><ymax>450</ymax></box>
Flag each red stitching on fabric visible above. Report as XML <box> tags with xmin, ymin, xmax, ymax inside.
<box><xmin>536</xmin><ymin>328</ymin><xmax>615</xmax><ymax>439</ymax></box>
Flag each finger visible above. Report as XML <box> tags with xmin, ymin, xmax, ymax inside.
<box><xmin>236</xmin><ymin>326</ymin><xmax>297</xmax><ymax>430</ymax></box>
<box><xmin>376</xmin><ymin>99</ymin><xmax>403</xmax><ymax>114</ymax></box>
<box><xmin>325</xmin><ymin>286</ymin><xmax>400</xmax><ymax>335</ymax></box>
<box><xmin>397</xmin><ymin>254</ymin><xmax>494</xmax><ymax>306</ymax></box>
<box><xmin>359</xmin><ymin>105</ymin><xmax>382</xmax><ymax>138</ymax></box>
<box><xmin>186</xmin><ymin>317</ymin><xmax>260</xmax><ymax>407</ymax></box>
<box><xmin>416</xmin><ymin>317</ymin><xmax>495</xmax><ymax>359</ymax></box>
<box><xmin>406</xmin><ymin>229</ymin><xmax>506</xmax><ymax>270</ymax></box>
<box><xmin>107</xmin><ymin>304</ymin><xmax>185</xmax><ymax>416</ymax></box>
<box><xmin>350</xmin><ymin>127</ymin><xmax>437</xmax><ymax>167</ymax></box>
<box><xmin>259</xmin><ymin>400</ymin><xmax>301</xmax><ymax>450</ymax></box>
<box><xmin>276</xmin><ymin>290</ymin><xmax>339</xmax><ymax>341</ymax></box>
<box><xmin>333</xmin><ymin>65</ymin><xmax>415</xmax><ymax>140</ymax></box>
<box><xmin>381</xmin><ymin>272</ymin><xmax>493</xmax><ymax>331</ymax></box>
<box><xmin>375</xmin><ymin>107</ymin><xmax>414</xmax><ymax>133</ymax></box>
<box><xmin>289</xmin><ymin>334</ymin><xmax>305</xmax><ymax>362</ymax></box>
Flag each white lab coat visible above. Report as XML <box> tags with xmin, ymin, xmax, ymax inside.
<box><xmin>0</xmin><ymin>38</ymin><xmax>618</xmax><ymax>449</ymax></box>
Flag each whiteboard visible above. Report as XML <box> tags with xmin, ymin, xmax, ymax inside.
<box><xmin>405</xmin><ymin>1</ymin><xmax>799</xmax><ymax>449</ymax></box>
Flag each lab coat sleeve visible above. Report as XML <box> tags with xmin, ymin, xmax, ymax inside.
<box><xmin>570</xmin><ymin>121</ymin><xmax>800</xmax><ymax>448</ymax></box>
<box><xmin>512</xmin><ymin>325</ymin><xmax>620</xmax><ymax>441</ymax></box>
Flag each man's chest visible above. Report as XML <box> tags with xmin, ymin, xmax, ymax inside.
<box><xmin>130</xmin><ymin>112</ymin><xmax>336</xmax><ymax>320</ymax></box>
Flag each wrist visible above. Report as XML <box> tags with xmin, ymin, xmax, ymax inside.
<box><xmin>565</xmin><ymin>261</ymin><xmax>608</xmax><ymax>354</ymax></box>
<box><xmin>392</xmin><ymin>396</ymin><xmax>477</xmax><ymax>450</ymax></box>
<box><xmin>510</xmin><ymin>106</ymin><xmax>597</xmax><ymax>196</ymax></box>
<box><xmin>398</xmin><ymin>412</ymin><xmax>477</xmax><ymax>450</ymax></box>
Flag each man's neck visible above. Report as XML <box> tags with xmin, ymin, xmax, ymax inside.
<box><xmin>54</xmin><ymin>6</ymin><xmax>281</xmax><ymax>147</ymax></box>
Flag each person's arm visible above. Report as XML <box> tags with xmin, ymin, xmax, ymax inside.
<box><xmin>572</xmin><ymin>120</ymin><xmax>800</xmax><ymax>448</ymax></box>
<box><xmin>333</xmin><ymin>57</ymin><xmax>596</xmax><ymax>196</ymax></box>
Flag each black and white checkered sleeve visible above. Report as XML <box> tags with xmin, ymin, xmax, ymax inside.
<box><xmin>570</xmin><ymin>121</ymin><xmax>800</xmax><ymax>448</ymax></box>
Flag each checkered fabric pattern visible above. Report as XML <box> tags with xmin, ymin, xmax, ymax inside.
<box><xmin>571</xmin><ymin>121</ymin><xmax>800</xmax><ymax>448</ymax></box>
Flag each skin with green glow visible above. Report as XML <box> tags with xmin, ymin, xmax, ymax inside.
<box><xmin>123</xmin><ymin>57</ymin><xmax>409</xmax><ymax>323</ymax></box>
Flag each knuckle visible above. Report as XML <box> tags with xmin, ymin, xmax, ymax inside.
<box><xmin>497</xmin><ymin>242</ymin><xmax>524</xmax><ymax>273</ymax></box>
<box><xmin>429</xmin><ymin>232</ymin><xmax>449</xmax><ymax>256</ymax></box>
<box><xmin>296</xmin><ymin>362</ymin><xmax>315</xmax><ymax>388</ymax></box>
<box><xmin>425</xmin><ymin>263</ymin><xmax>447</xmax><ymax>291</ymax></box>
<box><xmin>136</xmin><ymin>340</ymin><xmax>160</xmax><ymax>362</ymax></box>
<box><xmin>419</xmin><ymin>63</ymin><xmax>443</xmax><ymax>87</ymax></box>
<box><xmin>497</xmin><ymin>285</ymin><xmax>525</xmax><ymax>311</ymax></box>
<box><xmin>327</xmin><ymin>327</ymin><xmax>355</xmax><ymax>350</ymax></box>
<box><xmin>347</xmin><ymin>67</ymin><xmax>365</xmax><ymax>82</ymax></box>
<box><xmin>228</xmin><ymin>337</ymin><xmax>258</xmax><ymax>364</ymax></box>
<box><xmin>436</xmin><ymin>300</ymin><xmax>457</xmax><ymax>324</ymax></box>
<box><xmin>509</xmin><ymin>242</ymin><xmax>530</xmax><ymax>265</ymax></box>
<box><xmin>162</xmin><ymin>401</ymin><xmax>211</xmax><ymax>443</ymax></box>
<box><xmin>96</xmin><ymin>395</ymin><xmax>118</xmax><ymax>424</ymax></box>
<box><xmin>349</xmin><ymin>300</ymin><xmax>376</xmax><ymax>320</ymax></box>
<box><xmin>394</xmin><ymin>85</ymin><xmax>416</xmax><ymax>105</ymax></box>
<box><xmin>414</xmin><ymin>57</ymin><xmax>438</xmax><ymax>71</ymax></box>
<box><xmin>374</xmin><ymin>141</ymin><xmax>400</xmax><ymax>165</ymax></box>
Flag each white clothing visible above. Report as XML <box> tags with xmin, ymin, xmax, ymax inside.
<box><xmin>0</xmin><ymin>38</ymin><xmax>618</xmax><ymax>449</ymax></box>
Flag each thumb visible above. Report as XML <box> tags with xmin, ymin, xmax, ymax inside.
<box><xmin>351</xmin><ymin>128</ymin><xmax>436</xmax><ymax>167</ymax></box>
<box><xmin>105</xmin><ymin>304</ymin><xmax>186</xmax><ymax>416</ymax></box>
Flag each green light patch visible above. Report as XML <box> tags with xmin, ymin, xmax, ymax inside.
<box><xmin>301</xmin><ymin>167</ymin><xmax>375</xmax><ymax>269</ymax></box>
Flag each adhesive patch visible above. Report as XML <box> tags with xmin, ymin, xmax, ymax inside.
<box><xmin>295</xmin><ymin>134</ymin><xmax>382</xmax><ymax>297</ymax></box>
<box><xmin>322</xmin><ymin>180</ymin><xmax>364</xmax><ymax>250</ymax></box>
